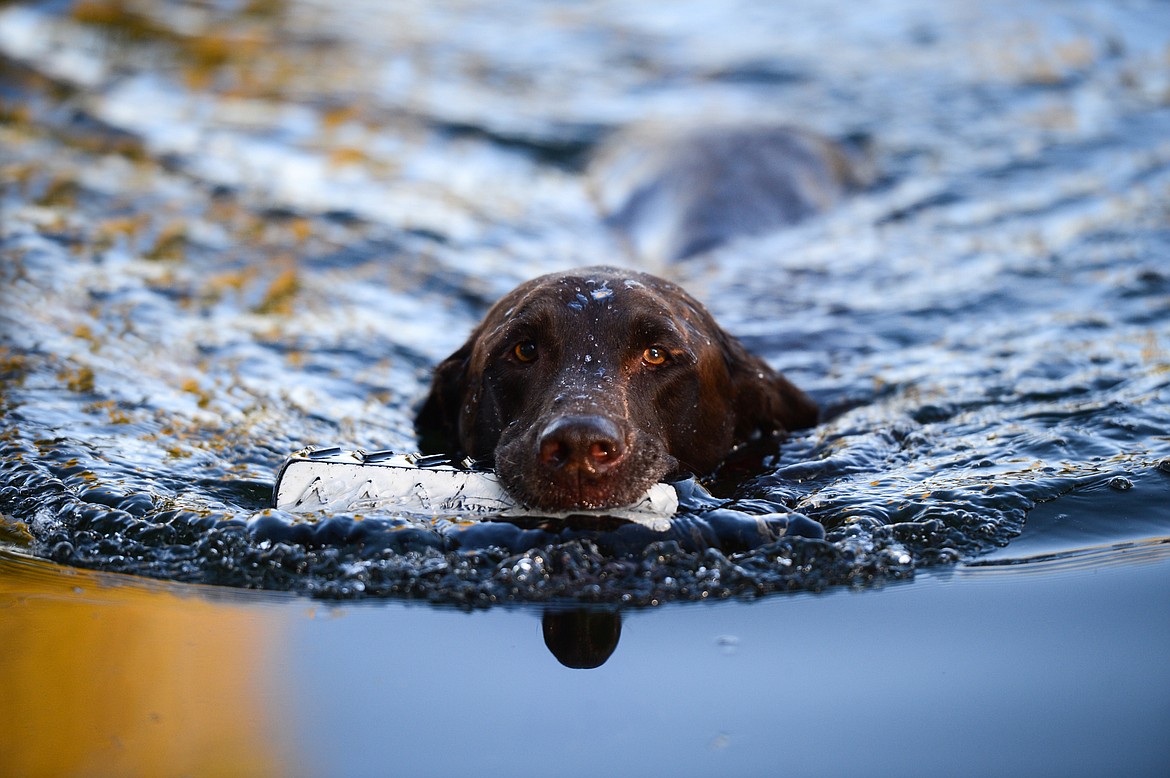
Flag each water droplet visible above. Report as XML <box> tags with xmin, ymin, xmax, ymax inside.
<box><xmin>590</xmin><ymin>284</ymin><xmax>614</xmax><ymax>300</ymax></box>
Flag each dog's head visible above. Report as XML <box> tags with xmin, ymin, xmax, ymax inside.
<box><xmin>415</xmin><ymin>266</ymin><xmax>816</xmax><ymax>511</ymax></box>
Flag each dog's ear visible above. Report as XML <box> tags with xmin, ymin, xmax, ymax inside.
<box><xmin>414</xmin><ymin>341</ymin><xmax>473</xmax><ymax>455</ymax></box>
<box><xmin>722</xmin><ymin>333</ymin><xmax>818</xmax><ymax>440</ymax></box>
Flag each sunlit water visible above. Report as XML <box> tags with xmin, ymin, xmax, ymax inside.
<box><xmin>2</xmin><ymin>0</ymin><xmax>1168</xmax><ymax>606</ymax></box>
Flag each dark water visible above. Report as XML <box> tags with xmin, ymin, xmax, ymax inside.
<box><xmin>2</xmin><ymin>0</ymin><xmax>1168</xmax><ymax>604</ymax></box>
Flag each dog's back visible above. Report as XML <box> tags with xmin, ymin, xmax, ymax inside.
<box><xmin>591</xmin><ymin>124</ymin><xmax>873</xmax><ymax>263</ymax></box>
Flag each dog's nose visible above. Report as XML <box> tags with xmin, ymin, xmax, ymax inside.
<box><xmin>538</xmin><ymin>416</ymin><xmax>626</xmax><ymax>474</ymax></box>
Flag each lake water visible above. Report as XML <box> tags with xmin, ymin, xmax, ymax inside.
<box><xmin>1</xmin><ymin>0</ymin><xmax>1168</xmax><ymax>774</ymax></box>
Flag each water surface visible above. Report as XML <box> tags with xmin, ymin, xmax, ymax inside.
<box><xmin>2</xmin><ymin>0</ymin><xmax>1167</xmax><ymax>602</ymax></box>
<box><xmin>3</xmin><ymin>545</ymin><xmax>1168</xmax><ymax>776</ymax></box>
<box><xmin>1</xmin><ymin>0</ymin><xmax>1170</xmax><ymax>769</ymax></box>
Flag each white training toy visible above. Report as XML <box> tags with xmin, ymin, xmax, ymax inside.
<box><xmin>273</xmin><ymin>447</ymin><xmax>678</xmax><ymax>531</ymax></box>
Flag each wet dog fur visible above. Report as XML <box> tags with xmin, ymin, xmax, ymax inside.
<box><xmin>415</xmin><ymin>266</ymin><xmax>816</xmax><ymax>511</ymax></box>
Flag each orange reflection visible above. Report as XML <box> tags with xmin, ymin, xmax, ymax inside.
<box><xmin>0</xmin><ymin>550</ymin><xmax>293</xmax><ymax>777</ymax></box>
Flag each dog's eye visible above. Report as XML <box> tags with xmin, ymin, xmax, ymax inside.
<box><xmin>513</xmin><ymin>341</ymin><xmax>538</xmax><ymax>363</ymax></box>
<box><xmin>642</xmin><ymin>346</ymin><xmax>669</xmax><ymax>366</ymax></box>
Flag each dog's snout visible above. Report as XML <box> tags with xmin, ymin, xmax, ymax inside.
<box><xmin>538</xmin><ymin>415</ymin><xmax>626</xmax><ymax>474</ymax></box>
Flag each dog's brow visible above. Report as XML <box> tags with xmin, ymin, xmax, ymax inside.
<box><xmin>630</xmin><ymin>313</ymin><xmax>686</xmax><ymax>344</ymax></box>
<box><xmin>490</xmin><ymin>299</ymin><xmax>554</xmax><ymax>337</ymax></box>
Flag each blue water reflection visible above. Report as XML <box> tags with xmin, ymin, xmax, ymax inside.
<box><xmin>288</xmin><ymin>554</ymin><xmax>1170</xmax><ymax>776</ymax></box>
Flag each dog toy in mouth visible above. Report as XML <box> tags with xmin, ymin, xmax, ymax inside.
<box><xmin>272</xmin><ymin>447</ymin><xmax>680</xmax><ymax>531</ymax></box>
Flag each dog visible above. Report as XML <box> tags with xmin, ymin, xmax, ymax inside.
<box><xmin>590</xmin><ymin>124</ymin><xmax>874</xmax><ymax>263</ymax></box>
<box><xmin>415</xmin><ymin>266</ymin><xmax>817</xmax><ymax>511</ymax></box>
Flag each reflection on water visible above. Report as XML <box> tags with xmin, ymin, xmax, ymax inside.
<box><xmin>1</xmin><ymin>0</ymin><xmax>1169</xmax><ymax>604</ymax></box>
<box><xmin>543</xmin><ymin>609</ymin><xmax>623</xmax><ymax>669</ymax></box>
<box><xmin>0</xmin><ymin>550</ymin><xmax>291</xmax><ymax>776</ymax></box>
<box><xmin>2</xmin><ymin>541</ymin><xmax>1169</xmax><ymax>775</ymax></box>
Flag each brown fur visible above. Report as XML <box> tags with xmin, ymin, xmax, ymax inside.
<box><xmin>415</xmin><ymin>266</ymin><xmax>817</xmax><ymax>511</ymax></box>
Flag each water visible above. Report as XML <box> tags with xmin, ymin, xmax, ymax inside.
<box><xmin>1</xmin><ymin>0</ymin><xmax>1169</xmax><ymax>771</ymax></box>
<box><xmin>3</xmin><ymin>546</ymin><xmax>1169</xmax><ymax>776</ymax></box>
<box><xmin>2</xmin><ymin>0</ymin><xmax>1167</xmax><ymax>603</ymax></box>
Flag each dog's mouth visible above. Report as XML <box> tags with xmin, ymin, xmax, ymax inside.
<box><xmin>494</xmin><ymin>418</ymin><xmax>675</xmax><ymax>512</ymax></box>
<box><xmin>531</xmin><ymin>474</ymin><xmax>648</xmax><ymax>512</ymax></box>
<box><xmin>499</xmin><ymin>468</ymin><xmax>666</xmax><ymax>512</ymax></box>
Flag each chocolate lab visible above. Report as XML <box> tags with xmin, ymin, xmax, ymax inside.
<box><xmin>591</xmin><ymin>124</ymin><xmax>874</xmax><ymax>263</ymax></box>
<box><xmin>415</xmin><ymin>266</ymin><xmax>817</xmax><ymax>511</ymax></box>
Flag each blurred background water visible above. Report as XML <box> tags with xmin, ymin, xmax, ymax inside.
<box><xmin>1</xmin><ymin>0</ymin><xmax>1168</xmax><ymax>774</ymax></box>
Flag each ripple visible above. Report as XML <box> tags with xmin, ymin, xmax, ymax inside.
<box><xmin>2</xmin><ymin>0</ymin><xmax>1169</xmax><ymax>605</ymax></box>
